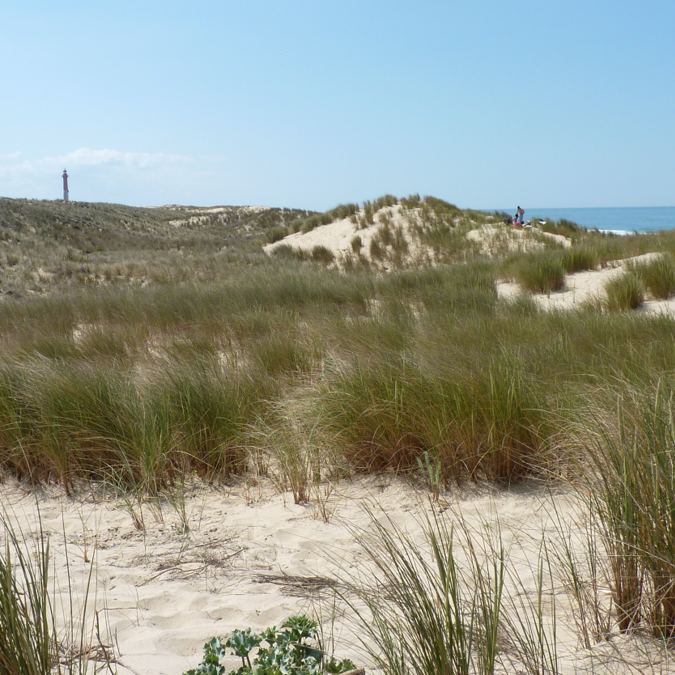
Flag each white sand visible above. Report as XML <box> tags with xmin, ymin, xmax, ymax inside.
<box><xmin>2</xmin><ymin>476</ymin><xmax>671</xmax><ymax>675</ymax></box>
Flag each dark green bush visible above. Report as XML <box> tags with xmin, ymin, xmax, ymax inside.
<box><xmin>266</xmin><ymin>226</ymin><xmax>288</xmax><ymax>244</ymax></box>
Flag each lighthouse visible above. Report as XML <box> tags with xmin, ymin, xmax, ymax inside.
<box><xmin>62</xmin><ymin>169</ymin><xmax>69</xmax><ymax>202</ymax></box>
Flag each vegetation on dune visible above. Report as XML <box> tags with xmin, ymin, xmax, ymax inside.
<box><xmin>509</xmin><ymin>250</ymin><xmax>567</xmax><ymax>294</ymax></box>
<box><xmin>0</xmin><ymin>198</ymin><xmax>314</xmax><ymax>297</ymax></box>
<box><xmin>1</xmin><ymin>258</ymin><xmax>674</xmax><ymax>493</ymax></box>
<box><xmin>569</xmin><ymin>378</ymin><xmax>675</xmax><ymax>639</ymax></box>
<box><xmin>604</xmin><ymin>273</ymin><xmax>645</xmax><ymax>311</ymax></box>
<box><xmin>6</xmin><ymin>194</ymin><xmax>675</xmax><ymax>669</ymax></box>
<box><xmin>0</xmin><ymin>508</ymin><xmax>107</xmax><ymax>675</ymax></box>
<box><xmin>1</xmin><ymin>198</ymin><xmax>675</xmax><ymax>494</ymax></box>
<box><xmin>626</xmin><ymin>253</ymin><xmax>675</xmax><ymax>299</ymax></box>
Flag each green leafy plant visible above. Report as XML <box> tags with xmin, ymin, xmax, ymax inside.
<box><xmin>184</xmin><ymin>615</ymin><xmax>355</xmax><ymax>675</ymax></box>
<box><xmin>416</xmin><ymin>450</ymin><xmax>443</xmax><ymax>501</ymax></box>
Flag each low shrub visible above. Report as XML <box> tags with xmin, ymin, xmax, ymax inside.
<box><xmin>577</xmin><ymin>379</ymin><xmax>675</xmax><ymax>637</ymax></box>
<box><xmin>0</xmin><ymin>361</ymin><xmax>275</xmax><ymax>491</ymax></box>
<box><xmin>329</xmin><ymin>203</ymin><xmax>359</xmax><ymax>221</ymax></box>
<box><xmin>0</xmin><ymin>515</ymin><xmax>55</xmax><ymax>675</ymax></box>
<box><xmin>539</xmin><ymin>218</ymin><xmax>585</xmax><ymax>240</ymax></box>
<box><xmin>400</xmin><ymin>193</ymin><xmax>421</xmax><ymax>209</ymax></box>
<box><xmin>270</xmin><ymin>245</ymin><xmax>309</xmax><ymax>261</ymax></box>
<box><xmin>378</xmin><ymin>222</ymin><xmax>394</xmax><ymax>247</ymax></box>
<box><xmin>561</xmin><ymin>246</ymin><xmax>599</xmax><ymax>273</ymax></box>
<box><xmin>316</xmin><ymin>351</ymin><xmax>547</xmax><ymax>484</ymax></box>
<box><xmin>301</xmin><ymin>215</ymin><xmax>323</xmax><ymax>234</ymax></box>
<box><xmin>265</xmin><ymin>226</ymin><xmax>288</xmax><ymax>244</ymax></box>
<box><xmin>0</xmin><ymin>510</ymin><xmax>106</xmax><ymax>675</ymax></box>
<box><xmin>373</xmin><ymin>194</ymin><xmax>398</xmax><ymax>210</ymax></box>
<box><xmin>369</xmin><ymin>238</ymin><xmax>385</xmax><ymax>260</ymax></box>
<box><xmin>338</xmin><ymin>508</ymin><xmax>504</xmax><ymax>675</ymax></box>
<box><xmin>390</xmin><ymin>225</ymin><xmax>408</xmax><ymax>254</ymax></box>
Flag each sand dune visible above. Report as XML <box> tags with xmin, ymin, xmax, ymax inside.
<box><xmin>266</xmin><ymin>211</ymin><xmax>675</xmax><ymax>316</ymax></box>
<box><xmin>264</xmin><ymin>204</ymin><xmax>425</xmax><ymax>267</ymax></box>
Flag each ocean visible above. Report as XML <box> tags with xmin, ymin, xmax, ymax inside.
<box><xmin>494</xmin><ymin>207</ymin><xmax>675</xmax><ymax>234</ymax></box>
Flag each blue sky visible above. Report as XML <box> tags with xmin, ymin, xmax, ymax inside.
<box><xmin>1</xmin><ymin>1</ymin><xmax>673</xmax><ymax>210</ymax></box>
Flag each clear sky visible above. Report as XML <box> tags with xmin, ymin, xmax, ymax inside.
<box><xmin>1</xmin><ymin>1</ymin><xmax>673</xmax><ymax>211</ymax></box>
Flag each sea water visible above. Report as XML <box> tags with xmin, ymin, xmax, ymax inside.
<box><xmin>494</xmin><ymin>207</ymin><xmax>675</xmax><ymax>234</ymax></box>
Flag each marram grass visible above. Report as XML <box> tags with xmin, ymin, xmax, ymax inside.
<box><xmin>572</xmin><ymin>377</ymin><xmax>675</xmax><ymax>638</ymax></box>
<box><xmin>627</xmin><ymin>253</ymin><xmax>675</xmax><ymax>299</ymax></box>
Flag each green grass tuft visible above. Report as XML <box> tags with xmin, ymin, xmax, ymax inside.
<box><xmin>604</xmin><ymin>273</ymin><xmax>644</xmax><ymax>311</ymax></box>
<box><xmin>627</xmin><ymin>254</ymin><xmax>675</xmax><ymax>299</ymax></box>
<box><xmin>511</xmin><ymin>251</ymin><xmax>566</xmax><ymax>294</ymax></box>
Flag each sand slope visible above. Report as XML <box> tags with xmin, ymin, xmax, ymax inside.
<box><xmin>2</xmin><ymin>477</ymin><xmax>672</xmax><ymax>675</ymax></box>
<box><xmin>264</xmin><ymin>205</ymin><xmax>426</xmax><ymax>267</ymax></box>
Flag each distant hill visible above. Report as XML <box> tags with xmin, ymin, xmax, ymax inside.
<box><xmin>0</xmin><ymin>197</ymin><xmax>316</xmax><ymax>298</ymax></box>
<box><xmin>0</xmin><ymin>198</ymin><xmax>315</xmax><ymax>253</ymax></box>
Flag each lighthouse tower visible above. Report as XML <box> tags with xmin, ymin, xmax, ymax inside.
<box><xmin>62</xmin><ymin>169</ymin><xmax>69</xmax><ymax>202</ymax></box>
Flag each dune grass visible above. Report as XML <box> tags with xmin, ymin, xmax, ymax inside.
<box><xmin>314</xmin><ymin>350</ymin><xmax>548</xmax><ymax>484</ymax></box>
<box><xmin>510</xmin><ymin>251</ymin><xmax>566</xmax><ymax>294</ymax></box>
<box><xmin>0</xmin><ymin>358</ymin><xmax>276</xmax><ymax>492</ymax></box>
<box><xmin>338</xmin><ymin>508</ymin><xmax>505</xmax><ymax>675</ymax></box>
<box><xmin>627</xmin><ymin>253</ymin><xmax>675</xmax><ymax>299</ymax></box>
<box><xmin>333</xmin><ymin>504</ymin><xmax>630</xmax><ymax>675</ymax></box>
<box><xmin>0</xmin><ymin>514</ymin><xmax>54</xmax><ymax>675</ymax></box>
<box><xmin>0</xmin><ymin>507</ymin><xmax>108</xmax><ymax>675</ymax></box>
<box><xmin>1</xmin><ymin>255</ymin><xmax>675</xmax><ymax>493</ymax></box>
<box><xmin>2</xmin><ymin>197</ymin><xmax>675</xmax><ymax>500</ymax></box>
<box><xmin>575</xmin><ymin>378</ymin><xmax>675</xmax><ymax>638</ymax></box>
<box><xmin>604</xmin><ymin>273</ymin><xmax>645</xmax><ymax>311</ymax></box>
<box><xmin>6</xmin><ymin>195</ymin><xmax>675</xmax><ymax>671</ymax></box>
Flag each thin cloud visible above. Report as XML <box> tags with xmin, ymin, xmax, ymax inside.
<box><xmin>0</xmin><ymin>151</ymin><xmax>24</xmax><ymax>163</ymax></box>
<box><xmin>0</xmin><ymin>148</ymin><xmax>192</xmax><ymax>179</ymax></box>
<box><xmin>0</xmin><ymin>149</ymin><xmax>230</xmax><ymax>203</ymax></box>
